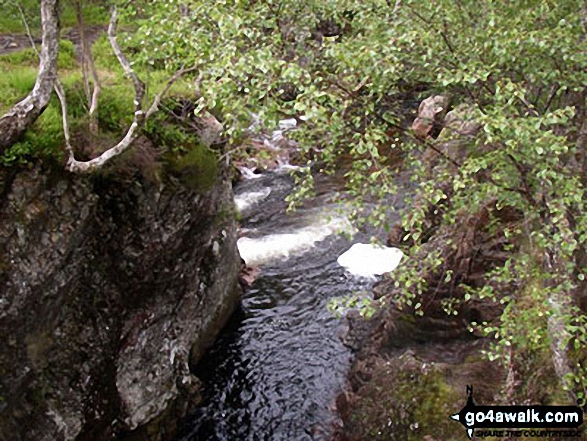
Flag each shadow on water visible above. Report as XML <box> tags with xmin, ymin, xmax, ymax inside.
<box><xmin>176</xmin><ymin>171</ymin><xmax>384</xmax><ymax>441</ymax></box>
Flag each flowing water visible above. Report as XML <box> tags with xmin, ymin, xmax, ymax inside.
<box><xmin>176</xmin><ymin>170</ymin><xmax>395</xmax><ymax>441</ymax></box>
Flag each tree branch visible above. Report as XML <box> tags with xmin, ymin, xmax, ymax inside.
<box><xmin>0</xmin><ymin>0</ymin><xmax>60</xmax><ymax>151</ymax></box>
<box><xmin>15</xmin><ymin>2</ymin><xmax>39</xmax><ymax>56</ymax></box>
<box><xmin>63</xmin><ymin>7</ymin><xmax>196</xmax><ymax>173</ymax></box>
<box><xmin>146</xmin><ymin>66</ymin><xmax>198</xmax><ymax>118</ymax></box>
<box><xmin>543</xmin><ymin>84</ymin><xmax>560</xmax><ymax>115</ymax></box>
<box><xmin>54</xmin><ymin>80</ymin><xmax>74</xmax><ymax>159</ymax></box>
<box><xmin>108</xmin><ymin>7</ymin><xmax>145</xmax><ymax>117</ymax></box>
<box><xmin>75</xmin><ymin>0</ymin><xmax>101</xmax><ymax>133</ymax></box>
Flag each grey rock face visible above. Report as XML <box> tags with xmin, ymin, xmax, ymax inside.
<box><xmin>0</xmin><ymin>165</ymin><xmax>241</xmax><ymax>440</ymax></box>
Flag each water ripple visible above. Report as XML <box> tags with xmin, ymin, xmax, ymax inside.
<box><xmin>176</xmin><ymin>173</ymin><xmax>377</xmax><ymax>441</ymax></box>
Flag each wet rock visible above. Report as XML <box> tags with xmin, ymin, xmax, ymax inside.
<box><xmin>339</xmin><ymin>338</ymin><xmax>505</xmax><ymax>441</ymax></box>
<box><xmin>411</xmin><ymin>95</ymin><xmax>449</xmax><ymax>139</ymax></box>
<box><xmin>433</xmin><ymin>103</ymin><xmax>483</xmax><ymax>166</ymax></box>
<box><xmin>238</xmin><ymin>260</ymin><xmax>260</xmax><ymax>290</ymax></box>
<box><xmin>0</xmin><ymin>164</ymin><xmax>242</xmax><ymax>440</ymax></box>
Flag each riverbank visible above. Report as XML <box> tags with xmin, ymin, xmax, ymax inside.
<box><xmin>333</xmin><ymin>98</ymin><xmax>587</xmax><ymax>440</ymax></box>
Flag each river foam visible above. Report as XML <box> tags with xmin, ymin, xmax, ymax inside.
<box><xmin>337</xmin><ymin>243</ymin><xmax>403</xmax><ymax>279</ymax></box>
<box><xmin>237</xmin><ymin>216</ymin><xmax>350</xmax><ymax>266</ymax></box>
<box><xmin>234</xmin><ymin>187</ymin><xmax>272</xmax><ymax>212</ymax></box>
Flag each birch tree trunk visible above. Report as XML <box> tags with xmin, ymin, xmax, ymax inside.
<box><xmin>0</xmin><ymin>0</ymin><xmax>60</xmax><ymax>151</ymax></box>
<box><xmin>62</xmin><ymin>8</ymin><xmax>196</xmax><ymax>173</ymax></box>
<box><xmin>75</xmin><ymin>0</ymin><xmax>101</xmax><ymax>134</ymax></box>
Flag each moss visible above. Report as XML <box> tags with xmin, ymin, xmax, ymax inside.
<box><xmin>348</xmin><ymin>355</ymin><xmax>464</xmax><ymax>441</ymax></box>
<box><xmin>215</xmin><ymin>192</ymin><xmax>239</xmax><ymax>225</ymax></box>
<box><xmin>143</xmin><ymin>107</ymin><xmax>220</xmax><ymax>192</ymax></box>
<box><xmin>96</xmin><ymin>83</ymin><xmax>135</xmax><ymax>132</ymax></box>
<box><xmin>144</xmin><ymin>115</ymin><xmax>194</xmax><ymax>153</ymax></box>
<box><xmin>167</xmin><ymin>145</ymin><xmax>218</xmax><ymax>192</ymax></box>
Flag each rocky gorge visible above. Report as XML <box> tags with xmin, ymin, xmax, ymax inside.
<box><xmin>0</xmin><ymin>157</ymin><xmax>242</xmax><ymax>440</ymax></box>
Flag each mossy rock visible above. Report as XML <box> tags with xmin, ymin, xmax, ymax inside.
<box><xmin>166</xmin><ymin>145</ymin><xmax>218</xmax><ymax>192</ymax></box>
<box><xmin>348</xmin><ymin>353</ymin><xmax>471</xmax><ymax>441</ymax></box>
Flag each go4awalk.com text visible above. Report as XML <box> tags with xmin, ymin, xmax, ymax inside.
<box><xmin>474</xmin><ymin>429</ymin><xmax>582</xmax><ymax>438</ymax></box>
<box><xmin>450</xmin><ymin>386</ymin><xmax>584</xmax><ymax>439</ymax></box>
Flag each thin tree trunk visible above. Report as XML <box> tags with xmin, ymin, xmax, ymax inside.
<box><xmin>577</xmin><ymin>91</ymin><xmax>587</xmax><ymax>188</ymax></box>
<box><xmin>76</xmin><ymin>1</ymin><xmax>91</xmax><ymax>103</ymax></box>
<box><xmin>547</xmin><ymin>286</ymin><xmax>574</xmax><ymax>393</ymax></box>
<box><xmin>87</xmin><ymin>56</ymin><xmax>101</xmax><ymax>134</ymax></box>
<box><xmin>62</xmin><ymin>8</ymin><xmax>196</xmax><ymax>173</ymax></box>
<box><xmin>0</xmin><ymin>0</ymin><xmax>60</xmax><ymax>151</ymax></box>
<box><xmin>542</xmin><ymin>211</ymin><xmax>576</xmax><ymax>400</ymax></box>
<box><xmin>75</xmin><ymin>0</ymin><xmax>100</xmax><ymax>133</ymax></box>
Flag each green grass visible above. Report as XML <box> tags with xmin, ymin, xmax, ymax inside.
<box><xmin>0</xmin><ymin>40</ymin><xmax>78</xmax><ymax>114</ymax></box>
<box><xmin>92</xmin><ymin>34</ymin><xmax>197</xmax><ymax>99</ymax></box>
<box><xmin>0</xmin><ymin>67</ymin><xmax>85</xmax><ymax>166</ymax></box>
<box><xmin>0</xmin><ymin>28</ymin><xmax>203</xmax><ymax>170</ymax></box>
<box><xmin>0</xmin><ymin>39</ymin><xmax>77</xmax><ymax>69</ymax></box>
<box><xmin>91</xmin><ymin>34</ymin><xmax>122</xmax><ymax>72</ymax></box>
<box><xmin>59</xmin><ymin>2</ymin><xmax>109</xmax><ymax>30</ymax></box>
<box><xmin>0</xmin><ymin>65</ymin><xmax>38</xmax><ymax>112</ymax></box>
<box><xmin>0</xmin><ymin>65</ymin><xmax>134</xmax><ymax>166</ymax></box>
<box><xmin>1</xmin><ymin>105</ymin><xmax>66</xmax><ymax>165</ymax></box>
<box><xmin>0</xmin><ymin>1</ymin><xmax>109</xmax><ymax>34</ymax></box>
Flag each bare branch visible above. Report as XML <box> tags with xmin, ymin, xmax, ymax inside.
<box><xmin>54</xmin><ymin>80</ymin><xmax>74</xmax><ymax>158</ymax></box>
<box><xmin>75</xmin><ymin>1</ymin><xmax>91</xmax><ymax>104</ymax></box>
<box><xmin>516</xmin><ymin>93</ymin><xmax>539</xmax><ymax>117</ymax></box>
<box><xmin>146</xmin><ymin>66</ymin><xmax>198</xmax><ymax>118</ymax></box>
<box><xmin>108</xmin><ymin>7</ymin><xmax>145</xmax><ymax>116</ymax></box>
<box><xmin>64</xmin><ymin>64</ymin><xmax>193</xmax><ymax>173</ymax></box>
<box><xmin>66</xmin><ymin>122</ymin><xmax>142</xmax><ymax>173</ymax></box>
<box><xmin>391</xmin><ymin>0</ymin><xmax>401</xmax><ymax>14</ymax></box>
<box><xmin>14</xmin><ymin>2</ymin><xmax>39</xmax><ymax>56</ymax></box>
<box><xmin>62</xmin><ymin>7</ymin><xmax>196</xmax><ymax>173</ymax></box>
<box><xmin>543</xmin><ymin>84</ymin><xmax>560</xmax><ymax>114</ymax></box>
<box><xmin>17</xmin><ymin>1</ymin><xmax>102</xmax><ymax>150</ymax></box>
<box><xmin>76</xmin><ymin>0</ymin><xmax>101</xmax><ymax>132</ymax></box>
<box><xmin>88</xmin><ymin>69</ymin><xmax>101</xmax><ymax>132</ymax></box>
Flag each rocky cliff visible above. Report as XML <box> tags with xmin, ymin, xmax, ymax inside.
<box><xmin>0</xmin><ymin>161</ymin><xmax>242</xmax><ymax>440</ymax></box>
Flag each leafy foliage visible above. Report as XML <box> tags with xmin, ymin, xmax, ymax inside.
<box><xmin>120</xmin><ymin>0</ymin><xmax>587</xmax><ymax>401</ymax></box>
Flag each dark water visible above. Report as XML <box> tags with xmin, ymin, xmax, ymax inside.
<box><xmin>176</xmin><ymin>171</ymin><xmax>377</xmax><ymax>441</ymax></box>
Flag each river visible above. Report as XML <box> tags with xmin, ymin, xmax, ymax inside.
<box><xmin>176</xmin><ymin>169</ymin><xmax>393</xmax><ymax>440</ymax></box>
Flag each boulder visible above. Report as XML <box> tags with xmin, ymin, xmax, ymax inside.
<box><xmin>411</xmin><ymin>95</ymin><xmax>449</xmax><ymax>139</ymax></box>
<box><xmin>0</xmin><ymin>161</ymin><xmax>242</xmax><ymax>440</ymax></box>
